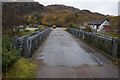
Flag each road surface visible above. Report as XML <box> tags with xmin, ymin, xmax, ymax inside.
<box><xmin>33</xmin><ymin>28</ymin><xmax>118</xmax><ymax>78</ymax></box>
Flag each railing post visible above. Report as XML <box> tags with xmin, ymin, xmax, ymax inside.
<box><xmin>13</xmin><ymin>36</ymin><xmax>19</xmax><ymax>49</ymax></box>
<box><xmin>23</xmin><ymin>37</ymin><xmax>29</xmax><ymax>58</ymax></box>
<box><xmin>82</xmin><ymin>32</ymin><xmax>85</xmax><ymax>40</ymax></box>
<box><xmin>112</xmin><ymin>38</ymin><xmax>118</xmax><ymax>57</ymax></box>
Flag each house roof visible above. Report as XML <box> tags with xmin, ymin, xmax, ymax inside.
<box><xmin>88</xmin><ymin>19</ymin><xmax>109</xmax><ymax>25</ymax></box>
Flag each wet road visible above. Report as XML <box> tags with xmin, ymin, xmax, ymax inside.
<box><xmin>33</xmin><ymin>28</ymin><xmax>118</xmax><ymax>78</ymax></box>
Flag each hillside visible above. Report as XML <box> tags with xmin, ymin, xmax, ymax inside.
<box><xmin>46</xmin><ymin>4</ymin><xmax>106</xmax><ymax>21</ymax></box>
<box><xmin>2</xmin><ymin>2</ymin><xmax>47</xmax><ymax>16</ymax></box>
<box><xmin>42</xmin><ymin>4</ymin><xmax>106</xmax><ymax>26</ymax></box>
<box><xmin>2</xmin><ymin>2</ymin><xmax>106</xmax><ymax>19</ymax></box>
<box><xmin>46</xmin><ymin>4</ymin><xmax>80</xmax><ymax>12</ymax></box>
<box><xmin>2</xmin><ymin>2</ymin><xmax>107</xmax><ymax>26</ymax></box>
<box><xmin>46</xmin><ymin>5</ymin><xmax>104</xmax><ymax>16</ymax></box>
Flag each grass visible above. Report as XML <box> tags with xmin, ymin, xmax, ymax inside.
<box><xmin>51</xmin><ymin>29</ymin><xmax>54</xmax><ymax>31</ymax></box>
<box><xmin>26</xmin><ymin>25</ymin><xmax>29</xmax><ymax>28</ymax></box>
<box><xmin>97</xmin><ymin>32</ymin><xmax>119</xmax><ymax>38</ymax></box>
<box><xmin>17</xmin><ymin>25</ymin><xmax>49</xmax><ymax>37</ymax></box>
<box><xmin>64</xmin><ymin>28</ymin><xmax>67</xmax><ymax>31</ymax></box>
<box><xmin>58</xmin><ymin>65</ymin><xmax>65</xmax><ymax>66</ymax></box>
<box><xmin>3</xmin><ymin>58</ymin><xmax>38</xmax><ymax>78</ymax></box>
<box><xmin>112</xmin><ymin>57</ymin><xmax>120</xmax><ymax>65</ymax></box>
<box><xmin>18</xmin><ymin>30</ymin><xmax>35</xmax><ymax>37</ymax></box>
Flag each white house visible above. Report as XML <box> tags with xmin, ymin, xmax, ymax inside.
<box><xmin>88</xmin><ymin>19</ymin><xmax>110</xmax><ymax>33</ymax></box>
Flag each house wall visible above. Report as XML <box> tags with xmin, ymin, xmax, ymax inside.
<box><xmin>88</xmin><ymin>20</ymin><xmax>109</xmax><ymax>32</ymax></box>
<box><xmin>98</xmin><ymin>20</ymin><xmax>109</xmax><ymax>30</ymax></box>
<box><xmin>89</xmin><ymin>25</ymin><xmax>97</xmax><ymax>30</ymax></box>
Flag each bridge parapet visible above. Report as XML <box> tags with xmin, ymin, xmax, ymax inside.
<box><xmin>67</xmin><ymin>28</ymin><xmax>120</xmax><ymax>60</ymax></box>
<box><xmin>13</xmin><ymin>28</ymin><xmax>51</xmax><ymax>58</ymax></box>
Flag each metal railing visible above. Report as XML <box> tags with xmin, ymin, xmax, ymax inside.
<box><xmin>13</xmin><ymin>28</ymin><xmax>51</xmax><ymax>58</ymax></box>
<box><xmin>67</xmin><ymin>28</ymin><xmax>120</xmax><ymax>58</ymax></box>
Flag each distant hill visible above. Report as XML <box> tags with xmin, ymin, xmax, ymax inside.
<box><xmin>2</xmin><ymin>2</ymin><xmax>105</xmax><ymax>18</ymax></box>
<box><xmin>45</xmin><ymin>4</ymin><xmax>106</xmax><ymax>25</ymax></box>
<box><xmin>2</xmin><ymin>2</ymin><xmax>47</xmax><ymax>16</ymax></box>
<box><xmin>46</xmin><ymin>4</ymin><xmax>80</xmax><ymax>12</ymax></box>
<box><xmin>2</xmin><ymin>2</ymin><xmax>107</xmax><ymax>26</ymax></box>
<box><xmin>46</xmin><ymin>4</ymin><xmax>106</xmax><ymax>21</ymax></box>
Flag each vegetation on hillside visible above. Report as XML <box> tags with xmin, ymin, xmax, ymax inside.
<box><xmin>2</xmin><ymin>7</ymin><xmax>24</xmax><ymax>36</ymax></box>
<box><xmin>42</xmin><ymin>11</ymin><xmax>106</xmax><ymax>27</ymax></box>
<box><xmin>42</xmin><ymin>5</ymin><xmax>106</xmax><ymax>26</ymax></box>
<box><xmin>24</xmin><ymin>14</ymin><xmax>43</xmax><ymax>25</ymax></box>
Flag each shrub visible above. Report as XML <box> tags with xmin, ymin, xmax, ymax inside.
<box><xmin>35</xmin><ymin>28</ymin><xmax>43</xmax><ymax>32</ymax></box>
<box><xmin>25</xmin><ymin>30</ymin><xmax>29</xmax><ymax>32</ymax></box>
<box><xmin>84</xmin><ymin>26</ymin><xmax>92</xmax><ymax>32</ymax></box>
<box><xmin>2</xmin><ymin>44</ymin><xmax>21</xmax><ymax>66</ymax></box>
<box><xmin>68</xmin><ymin>23</ymin><xmax>74</xmax><ymax>28</ymax></box>
<box><xmin>2</xmin><ymin>35</ymin><xmax>21</xmax><ymax>71</ymax></box>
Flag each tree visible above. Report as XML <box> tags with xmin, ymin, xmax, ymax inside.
<box><xmin>32</xmin><ymin>16</ymin><xmax>38</xmax><ymax>24</ymax></box>
<box><xmin>23</xmin><ymin>16</ymin><xmax>28</xmax><ymax>27</ymax></box>
<box><xmin>27</xmin><ymin>16</ymin><xmax>32</xmax><ymax>24</ymax></box>
<box><xmin>42</xmin><ymin>14</ymin><xmax>53</xmax><ymax>25</ymax></box>
<box><xmin>37</xmin><ymin>14</ymin><xmax>43</xmax><ymax>24</ymax></box>
<box><xmin>68</xmin><ymin>23</ymin><xmax>74</xmax><ymax>28</ymax></box>
<box><xmin>84</xmin><ymin>25</ymin><xmax>92</xmax><ymax>32</ymax></box>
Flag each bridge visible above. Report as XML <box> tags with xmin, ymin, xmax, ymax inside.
<box><xmin>31</xmin><ymin>28</ymin><xmax>118</xmax><ymax>78</ymax></box>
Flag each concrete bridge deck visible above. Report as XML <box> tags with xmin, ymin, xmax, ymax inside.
<box><xmin>33</xmin><ymin>28</ymin><xmax>118</xmax><ymax>78</ymax></box>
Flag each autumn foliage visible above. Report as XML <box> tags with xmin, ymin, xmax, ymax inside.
<box><xmin>42</xmin><ymin>11</ymin><xmax>106</xmax><ymax>27</ymax></box>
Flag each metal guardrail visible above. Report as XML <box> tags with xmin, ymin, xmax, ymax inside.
<box><xmin>13</xmin><ymin>28</ymin><xmax>51</xmax><ymax>58</ymax></box>
<box><xmin>67</xmin><ymin>28</ymin><xmax>120</xmax><ymax>58</ymax></box>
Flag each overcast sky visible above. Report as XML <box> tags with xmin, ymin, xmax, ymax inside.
<box><xmin>34</xmin><ymin>0</ymin><xmax>119</xmax><ymax>16</ymax></box>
